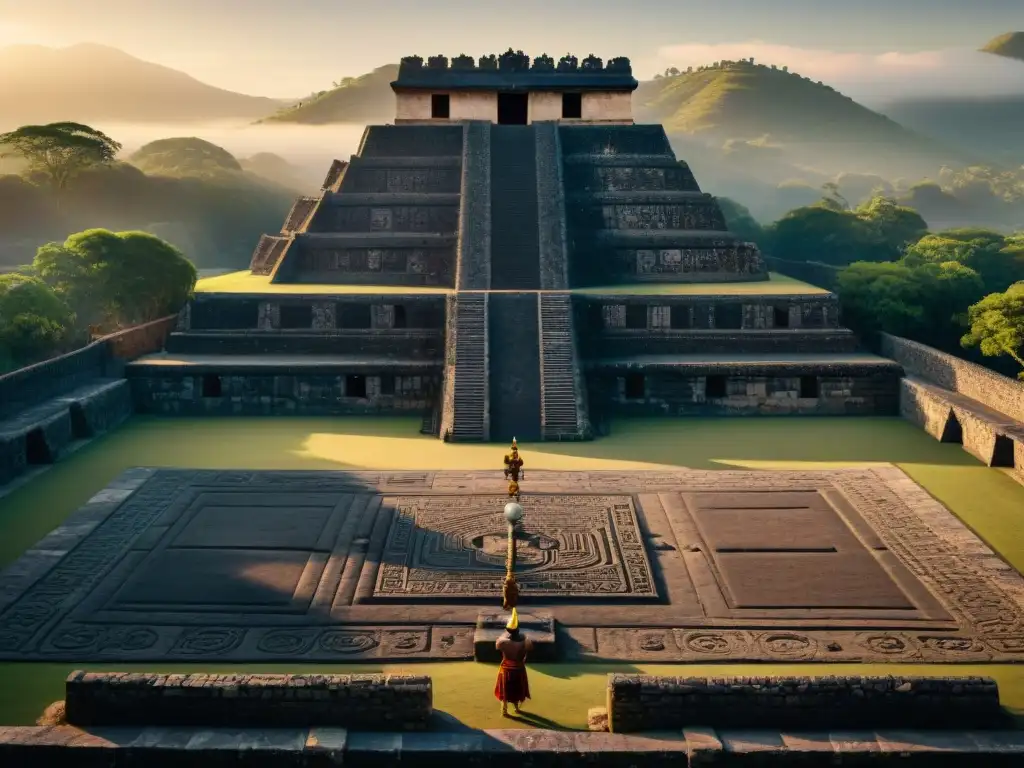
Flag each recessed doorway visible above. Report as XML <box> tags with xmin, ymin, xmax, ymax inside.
<box><xmin>497</xmin><ymin>92</ymin><xmax>528</xmax><ymax>125</ymax></box>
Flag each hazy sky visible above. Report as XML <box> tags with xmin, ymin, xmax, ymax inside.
<box><xmin>1</xmin><ymin>0</ymin><xmax>1022</xmax><ymax>96</ymax></box>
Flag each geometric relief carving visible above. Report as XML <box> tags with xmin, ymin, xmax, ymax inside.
<box><xmin>373</xmin><ymin>495</ymin><xmax>656</xmax><ymax>599</ymax></box>
<box><xmin>4</xmin><ymin>467</ymin><xmax>1024</xmax><ymax>663</ymax></box>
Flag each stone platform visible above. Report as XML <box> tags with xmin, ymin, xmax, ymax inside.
<box><xmin>1</xmin><ymin>468</ymin><xmax>1023</xmax><ymax>663</ymax></box>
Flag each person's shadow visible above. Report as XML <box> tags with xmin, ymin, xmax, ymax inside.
<box><xmin>506</xmin><ymin>710</ymin><xmax>570</xmax><ymax>731</ymax></box>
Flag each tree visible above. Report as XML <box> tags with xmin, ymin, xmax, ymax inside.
<box><xmin>961</xmin><ymin>282</ymin><xmax>1024</xmax><ymax>378</ymax></box>
<box><xmin>836</xmin><ymin>259</ymin><xmax>984</xmax><ymax>345</ymax></box>
<box><xmin>0</xmin><ymin>123</ymin><xmax>121</xmax><ymax>192</ymax></box>
<box><xmin>855</xmin><ymin>196</ymin><xmax>928</xmax><ymax>261</ymax></box>
<box><xmin>836</xmin><ymin>261</ymin><xmax>928</xmax><ymax>337</ymax></box>
<box><xmin>904</xmin><ymin>230</ymin><xmax>1024</xmax><ymax>293</ymax></box>
<box><xmin>766</xmin><ymin>204</ymin><xmax>879</xmax><ymax>265</ymax></box>
<box><xmin>33</xmin><ymin>228</ymin><xmax>197</xmax><ymax>331</ymax></box>
<box><xmin>0</xmin><ymin>273</ymin><xmax>75</xmax><ymax>366</ymax></box>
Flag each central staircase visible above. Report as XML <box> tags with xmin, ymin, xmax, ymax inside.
<box><xmin>489</xmin><ymin>126</ymin><xmax>540</xmax><ymax>290</ymax></box>
<box><xmin>488</xmin><ymin>293</ymin><xmax>542</xmax><ymax>442</ymax></box>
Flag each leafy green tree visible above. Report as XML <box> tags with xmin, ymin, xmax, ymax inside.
<box><xmin>855</xmin><ymin>196</ymin><xmax>928</xmax><ymax>261</ymax></box>
<box><xmin>0</xmin><ymin>273</ymin><xmax>75</xmax><ymax>366</ymax></box>
<box><xmin>766</xmin><ymin>204</ymin><xmax>878</xmax><ymax>265</ymax></box>
<box><xmin>961</xmin><ymin>283</ymin><xmax>1024</xmax><ymax>378</ymax></box>
<box><xmin>0</xmin><ymin>123</ymin><xmax>121</xmax><ymax>192</ymax></box>
<box><xmin>836</xmin><ymin>261</ymin><xmax>928</xmax><ymax>337</ymax></box>
<box><xmin>904</xmin><ymin>230</ymin><xmax>1024</xmax><ymax>293</ymax></box>
<box><xmin>33</xmin><ymin>228</ymin><xmax>197</xmax><ymax>331</ymax></box>
<box><xmin>836</xmin><ymin>259</ymin><xmax>984</xmax><ymax>345</ymax></box>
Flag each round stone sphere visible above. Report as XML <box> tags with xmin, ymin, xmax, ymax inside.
<box><xmin>503</xmin><ymin>502</ymin><xmax>524</xmax><ymax>523</ymax></box>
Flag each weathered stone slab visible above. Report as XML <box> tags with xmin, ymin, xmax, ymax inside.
<box><xmin>1</xmin><ymin>468</ymin><xmax>1023</xmax><ymax>663</ymax></box>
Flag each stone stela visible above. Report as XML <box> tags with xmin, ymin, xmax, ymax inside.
<box><xmin>1</xmin><ymin>468</ymin><xmax>1022</xmax><ymax>664</ymax></box>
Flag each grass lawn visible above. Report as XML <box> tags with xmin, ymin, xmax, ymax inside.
<box><xmin>194</xmin><ymin>271</ymin><xmax>827</xmax><ymax>297</ymax></box>
<box><xmin>573</xmin><ymin>273</ymin><xmax>829</xmax><ymax>296</ymax></box>
<box><xmin>1</xmin><ymin>415</ymin><xmax>1023</xmax><ymax>728</ymax></box>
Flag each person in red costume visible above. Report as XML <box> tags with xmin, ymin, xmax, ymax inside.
<box><xmin>494</xmin><ymin>608</ymin><xmax>532</xmax><ymax>716</ymax></box>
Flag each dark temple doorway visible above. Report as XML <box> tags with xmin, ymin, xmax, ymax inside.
<box><xmin>497</xmin><ymin>93</ymin><xmax>528</xmax><ymax>125</ymax></box>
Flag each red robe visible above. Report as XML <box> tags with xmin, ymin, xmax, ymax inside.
<box><xmin>494</xmin><ymin>636</ymin><xmax>531</xmax><ymax>704</ymax></box>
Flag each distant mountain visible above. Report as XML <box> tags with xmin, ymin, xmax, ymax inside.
<box><xmin>0</xmin><ymin>44</ymin><xmax>284</xmax><ymax>125</ymax></box>
<box><xmin>262</xmin><ymin>65</ymin><xmax>398</xmax><ymax>124</ymax></box>
<box><xmin>633</xmin><ymin>62</ymin><xmax>970</xmax><ymax>177</ymax></box>
<box><xmin>982</xmin><ymin>32</ymin><xmax>1024</xmax><ymax>62</ymax></box>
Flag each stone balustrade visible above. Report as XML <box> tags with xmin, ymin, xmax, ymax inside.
<box><xmin>607</xmin><ymin>674</ymin><xmax>1003</xmax><ymax>732</ymax></box>
<box><xmin>64</xmin><ymin>671</ymin><xmax>433</xmax><ymax>731</ymax></box>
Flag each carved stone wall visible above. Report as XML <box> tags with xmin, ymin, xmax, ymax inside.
<box><xmin>295</xmin><ymin>247</ymin><xmax>455</xmax><ymax>285</ymax></box>
<box><xmin>559</xmin><ymin>124</ymin><xmax>674</xmax><ymax>156</ymax></box>
<box><xmin>129</xmin><ymin>372</ymin><xmax>440</xmax><ymax>416</ymax></box>
<box><xmin>341</xmin><ymin>165</ymin><xmax>462</xmax><ymax>194</ymax></box>
<box><xmin>607</xmin><ymin>674</ymin><xmax>1001</xmax><ymax>732</ymax></box>
<box><xmin>590</xmin><ymin>298</ymin><xmax>839</xmax><ymax>332</ymax></box>
<box><xmin>186</xmin><ymin>297</ymin><xmax>445</xmax><ymax>332</ymax></box>
<box><xmin>565</xmin><ymin>164</ymin><xmax>702</xmax><ymax>194</ymax></box>
<box><xmin>589</xmin><ymin>331</ymin><xmax>860</xmax><ymax>357</ymax></box>
<box><xmin>588</xmin><ymin>370</ymin><xmax>900</xmax><ymax>417</ymax></box>
<box><xmin>359</xmin><ymin>125</ymin><xmax>464</xmax><ymax>158</ymax></box>
<box><xmin>598</xmin><ymin>202</ymin><xmax>726</xmax><ymax>230</ymax></box>
<box><xmin>65</xmin><ymin>671</ymin><xmax>432</xmax><ymax>730</ymax></box>
<box><xmin>309</xmin><ymin>205</ymin><xmax>459</xmax><ymax>233</ymax></box>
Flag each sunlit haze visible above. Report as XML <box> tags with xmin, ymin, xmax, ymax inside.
<box><xmin>2</xmin><ymin>0</ymin><xmax>1023</xmax><ymax>98</ymax></box>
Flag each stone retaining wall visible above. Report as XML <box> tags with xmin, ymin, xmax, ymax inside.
<box><xmin>607</xmin><ymin>674</ymin><xmax>1002</xmax><ymax>732</ymax></box>
<box><xmin>65</xmin><ymin>671</ymin><xmax>432</xmax><ymax>730</ymax></box>
<box><xmin>129</xmin><ymin>371</ymin><xmax>439</xmax><ymax>416</ymax></box>
<box><xmin>589</xmin><ymin>370</ymin><xmax>900</xmax><ymax>417</ymax></box>
<box><xmin>2</xmin><ymin>725</ymin><xmax>1022</xmax><ymax>767</ymax></box>
<box><xmin>882</xmin><ymin>333</ymin><xmax>1024</xmax><ymax>423</ymax></box>
<box><xmin>0</xmin><ymin>315</ymin><xmax>177</xmax><ymax>419</ymax></box>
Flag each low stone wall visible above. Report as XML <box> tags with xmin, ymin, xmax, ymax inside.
<box><xmin>589</xmin><ymin>370</ymin><xmax>900</xmax><ymax>417</ymax></box>
<box><xmin>607</xmin><ymin>674</ymin><xmax>1003</xmax><ymax>732</ymax></box>
<box><xmin>0</xmin><ymin>314</ymin><xmax>176</xmax><ymax>419</ymax></box>
<box><xmin>590</xmin><ymin>330</ymin><xmax>859</xmax><ymax>357</ymax></box>
<box><xmin>129</xmin><ymin>371</ymin><xmax>440</xmax><ymax>416</ymax></box>
<box><xmin>764</xmin><ymin>256</ymin><xmax>841</xmax><ymax>291</ymax></box>
<box><xmin>882</xmin><ymin>333</ymin><xmax>1024</xmax><ymax>423</ymax></box>
<box><xmin>65</xmin><ymin>671</ymin><xmax>432</xmax><ymax>730</ymax></box>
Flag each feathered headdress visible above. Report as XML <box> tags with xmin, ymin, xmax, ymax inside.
<box><xmin>506</xmin><ymin>607</ymin><xmax>519</xmax><ymax>631</ymax></box>
<box><xmin>510</xmin><ymin>437</ymin><xmax>518</xmax><ymax>451</ymax></box>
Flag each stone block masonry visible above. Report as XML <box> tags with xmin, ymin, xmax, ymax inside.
<box><xmin>607</xmin><ymin>675</ymin><xmax>1003</xmax><ymax>733</ymax></box>
<box><xmin>883</xmin><ymin>333</ymin><xmax>1024</xmax><ymax>423</ymax></box>
<box><xmin>3</xmin><ymin>725</ymin><xmax>1024</xmax><ymax>766</ymax></box>
<box><xmin>64</xmin><ymin>671</ymin><xmax>432</xmax><ymax>731</ymax></box>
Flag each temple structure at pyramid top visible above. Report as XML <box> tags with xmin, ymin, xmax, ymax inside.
<box><xmin>139</xmin><ymin>51</ymin><xmax>900</xmax><ymax>445</ymax></box>
<box><xmin>249</xmin><ymin>50</ymin><xmax>766</xmax><ymax>288</ymax></box>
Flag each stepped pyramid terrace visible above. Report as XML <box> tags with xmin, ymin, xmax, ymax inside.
<box><xmin>129</xmin><ymin>51</ymin><xmax>901</xmax><ymax>442</ymax></box>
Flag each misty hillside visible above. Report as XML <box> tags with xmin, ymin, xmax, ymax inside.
<box><xmin>262</xmin><ymin>65</ymin><xmax>398</xmax><ymax>125</ymax></box>
<box><xmin>0</xmin><ymin>44</ymin><xmax>284</xmax><ymax>125</ymax></box>
<box><xmin>982</xmin><ymin>32</ymin><xmax>1024</xmax><ymax>62</ymax></box>
<box><xmin>880</xmin><ymin>95</ymin><xmax>1024</xmax><ymax>166</ymax></box>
